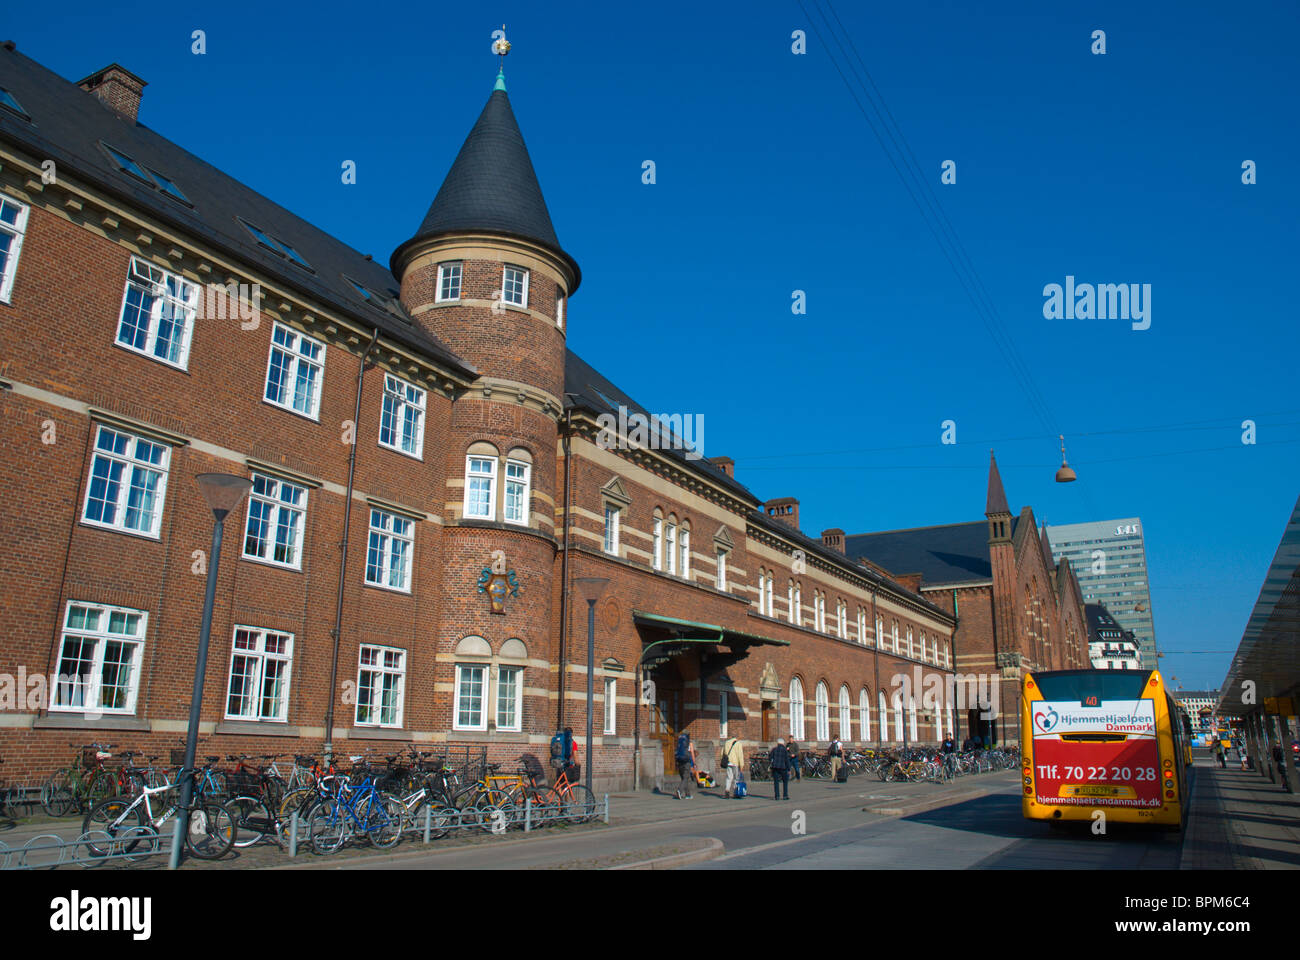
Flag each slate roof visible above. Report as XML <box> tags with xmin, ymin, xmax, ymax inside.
<box><xmin>0</xmin><ymin>44</ymin><xmax>476</xmax><ymax>381</ymax></box>
<box><xmin>844</xmin><ymin>517</ymin><xmax>1021</xmax><ymax>587</ymax></box>
<box><xmin>395</xmin><ymin>86</ymin><xmax>579</xmax><ymax>290</ymax></box>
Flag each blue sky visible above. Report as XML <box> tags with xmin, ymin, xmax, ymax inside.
<box><xmin>13</xmin><ymin>0</ymin><xmax>1298</xmax><ymax>689</ymax></box>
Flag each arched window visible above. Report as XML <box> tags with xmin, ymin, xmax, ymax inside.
<box><xmin>892</xmin><ymin>689</ymin><xmax>904</xmax><ymax>741</ymax></box>
<box><xmin>652</xmin><ymin>508</ymin><xmax>663</xmax><ymax>571</ymax></box>
<box><xmin>906</xmin><ymin>626</ymin><xmax>914</xmax><ymax>657</ymax></box>
<box><xmin>815</xmin><ymin>681</ymin><xmax>830</xmax><ymax>742</ymax></box>
<box><xmin>859</xmin><ymin>688</ymin><xmax>870</xmax><ymax>740</ymax></box>
<box><xmin>837</xmin><ymin>600</ymin><xmax>847</xmax><ymax>638</ymax></box>
<box><xmin>794</xmin><ymin>583</ymin><xmax>802</xmax><ymax>624</ymax></box>
<box><xmin>787</xmin><ymin>580</ymin><xmax>795</xmax><ymax>623</ymax></box>
<box><xmin>892</xmin><ymin>620</ymin><xmax>900</xmax><ymax>653</ymax></box>
<box><xmin>765</xmin><ymin>567</ymin><xmax>773</xmax><ymax>615</ymax></box>
<box><xmin>463</xmin><ymin>442</ymin><xmax>499</xmax><ymax>521</ymax></box>
<box><xmin>680</xmin><ymin>521</ymin><xmax>691</xmax><ymax>581</ymax></box>
<box><xmin>920</xmin><ymin>632</ymin><xmax>927</xmax><ymax>662</ymax></box>
<box><xmin>503</xmin><ymin>447</ymin><xmax>532</xmax><ymax>525</ymax></box>
<box><xmin>666</xmin><ymin>514</ymin><xmax>678</xmax><ymax>575</ymax></box>
<box><xmin>838</xmin><ymin>685</ymin><xmax>851</xmax><ymax>739</ymax></box>
<box><xmin>858</xmin><ymin>608</ymin><xmax>867</xmax><ymax>645</ymax></box>
<box><xmin>908</xmin><ymin>695</ymin><xmax>918</xmax><ymax>742</ymax></box>
<box><xmin>879</xmin><ymin>690</ymin><xmax>889</xmax><ymax>743</ymax></box>
<box><xmin>875</xmin><ymin>615</ymin><xmax>883</xmax><ymax>648</ymax></box>
<box><xmin>789</xmin><ymin>677</ymin><xmax>805</xmax><ymax>740</ymax></box>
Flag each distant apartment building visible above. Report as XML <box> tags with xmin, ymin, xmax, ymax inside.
<box><xmin>1084</xmin><ymin>603</ymin><xmax>1141</xmax><ymax>670</ymax></box>
<box><xmin>1045</xmin><ymin>519</ymin><xmax>1158</xmax><ymax>669</ymax></box>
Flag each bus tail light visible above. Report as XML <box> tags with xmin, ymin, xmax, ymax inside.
<box><xmin>1164</xmin><ymin>789</ymin><xmax>1175</xmax><ymax>799</ymax></box>
<box><xmin>1024</xmin><ymin>786</ymin><xmax>1033</xmax><ymax>795</ymax></box>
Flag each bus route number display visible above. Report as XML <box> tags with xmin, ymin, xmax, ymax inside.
<box><xmin>1030</xmin><ymin>698</ymin><xmax>1162</xmax><ymax>807</ymax></box>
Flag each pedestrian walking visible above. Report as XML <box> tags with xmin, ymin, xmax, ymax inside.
<box><xmin>770</xmin><ymin>738</ymin><xmax>791</xmax><ymax>800</ymax></box>
<box><xmin>721</xmin><ymin>734</ymin><xmax>744</xmax><ymax>798</ymax></box>
<box><xmin>1213</xmin><ymin>740</ymin><xmax>1226</xmax><ymax>768</ymax></box>
<box><xmin>828</xmin><ymin>736</ymin><xmax>843</xmax><ymax>782</ymax></box>
<box><xmin>788</xmin><ymin>736</ymin><xmax>801</xmax><ymax>781</ymax></box>
<box><xmin>1273</xmin><ymin>743</ymin><xmax>1291</xmax><ymax>792</ymax></box>
<box><xmin>674</xmin><ymin>730</ymin><xmax>697</xmax><ymax>799</ymax></box>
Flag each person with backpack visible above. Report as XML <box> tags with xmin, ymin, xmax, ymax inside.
<box><xmin>828</xmin><ymin>736</ymin><xmax>844</xmax><ymax>782</ymax></box>
<box><xmin>674</xmin><ymin>730</ymin><xmax>697</xmax><ymax>799</ymax></box>
<box><xmin>769</xmin><ymin>738</ymin><xmax>791</xmax><ymax>800</ymax></box>
<box><xmin>550</xmin><ymin>727</ymin><xmax>579</xmax><ymax>784</ymax></box>
<box><xmin>720</xmin><ymin>734</ymin><xmax>744</xmax><ymax>798</ymax></box>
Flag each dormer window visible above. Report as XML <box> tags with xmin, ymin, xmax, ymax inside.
<box><xmin>103</xmin><ymin>144</ymin><xmax>153</xmax><ymax>185</ymax></box>
<box><xmin>239</xmin><ymin>218</ymin><xmax>311</xmax><ymax>270</ymax></box>
<box><xmin>0</xmin><ymin>86</ymin><xmax>29</xmax><ymax>119</ymax></box>
<box><xmin>101</xmin><ymin>143</ymin><xmax>191</xmax><ymax>205</ymax></box>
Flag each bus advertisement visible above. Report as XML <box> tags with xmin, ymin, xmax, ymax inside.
<box><xmin>1021</xmin><ymin>669</ymin><xmax>1190</xmax><ymax>828</ymax></box>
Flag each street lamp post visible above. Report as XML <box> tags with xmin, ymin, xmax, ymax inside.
<box><xmin>169</xmin><ymin>473</ymin><xmax>252</xmax><ymax>870</ymax></box>
<box><xmin>574</xmin><ymin>577</ymin><xmax>610</xmax><ymax>796</ymax></box>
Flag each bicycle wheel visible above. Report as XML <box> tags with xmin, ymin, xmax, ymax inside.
<box><xmin>473</xmin><ymin>792</ymin><xmax>517</xmax><ymax>833</ymax></box>
<box><xmin>561</xmin><ymin>784</ymin><xmax>596</xmax><ymax>823</ymax></box>
<box><xmin>41</xmin><ymin>770</ymin><xmax>76</xmax><ymax>817</ymax></box>
<box><xmin>363</xmin><ymin>795</ymin><xmax>404</xmax><ymax>849</ymax></box>
<box><xmin>225</xmin><ymin>796</ymin><xmax>274</xmax><ymax>848</ymax></box>
<box><xmin>185</xmin><ymin>802</ymin><xmax>235</xmax><ymax>859</ymax></box>
<box><xmin>82</xmin><ymin>796</ymin><xmax>146</xmax><ymax>857</ymax></box>
<box><xmin>408</xmin><ymin>797</ymin><xmax>452</xmax><ymax>838</ymax></box>
<box><xmin>309</xmin><ymin>798</ymin><xmax>348</xmax><ymax>854</ymax></box>
<box><xmin>86</xmin><ymin>771</ymin><xmax>118</xmax><ymax>807</ymax></box>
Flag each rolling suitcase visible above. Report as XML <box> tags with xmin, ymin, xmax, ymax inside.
<box><xmin>835</xmin><ymin>761</ymin><xmax>849</xmax><ymax>783</ymax></box>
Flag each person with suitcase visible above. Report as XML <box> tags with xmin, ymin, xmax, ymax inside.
<box><xmin>720</xmin><ymin>734</ymin><xmax>744</xmax><ymax>798</ymax></box>
<box><xmin>829</xmin><ymin>736</ymin><xmax>845</xmax><ymax>782</ymax></box>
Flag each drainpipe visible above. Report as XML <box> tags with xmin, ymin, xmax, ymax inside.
<box><xmin>558</xmin><ymin>408</ymin><xmax>573</xmax><ymax>730</ymax></box>
<box><xmin>323</xmin><ymin>327</ymin><xmax>380</xmax><ymax>763</ymax></box>
<box><xmin>871</xmin><ymin>581</ymin><xmax>880</xmax><ymax>751</ymax></box>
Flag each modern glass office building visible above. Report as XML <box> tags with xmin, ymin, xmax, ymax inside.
<box><xmin>1045</xmin><ymin>518</ymin><xmax>1158</xmax><ymax>669</ymax></box>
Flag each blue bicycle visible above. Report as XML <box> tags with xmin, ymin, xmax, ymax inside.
<box><xmin>307</xmin><ymin>759</ymin><xmax>403</xmax><ymax>854</ymax></box>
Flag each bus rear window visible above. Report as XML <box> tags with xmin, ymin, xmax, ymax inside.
<box><xmin>1031</xmin><ymin>670</ymin><xmax>1153</xmax><ymax>703</ymax></box>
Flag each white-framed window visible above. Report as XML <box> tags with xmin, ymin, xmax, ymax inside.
<box><xmin>789</xmin><ymin>677</ymin><xmax>805</xmax><ymax>741</ymax></box>
<box><xmin>879</xmin><ymin>690</ymin><xmax>889</xmax><ymax>742</ymax></box>
<box><xmin>225</xmin><ymin>626</ymin><xmax>293</xmax><ymax>722</ymax></box>
<box><xmin>453</xmin><ymin>662</ymin><xmax>488</xmax><ymax>730</ymax></box>
<box><xmin>436</xmin><ymin>261</ymin><xmax>462</xmax><ymax>302</ymax></box>
<box><xmin>837</xmin><ymin>600</ymin><xmax>847</xmax><ymax>639</ymax></box>
<box><xmin>0</xmin><ymin>193</ymin><xmax>29</xmax><ymax>303</ymax></box>
<box><xmin>603</xmin><ymin>677</ymin><xmax>617</xmax><ymax>735</ymax></box>
<box><xmin>920</xmin><ymin>633</ymin><xmax>928</xmax><ymax>662</ymax></box>
<box><xmin>264</xmin><ymin>322</ymin><xmax>324</xmax><ymax>419</ymax></box>
<box><xmin>893</xmin><ymin>620</ymin><xmax>900</xmax><ymax>653</ymax></box>
<box><xmin>116</xmin><ymin>257</ymin><xmax>198</xmax><ymax>369</ymax></box>
<box><xmin>464</xmin><ymin>456</ymin><xmax>497</xmax><ymax>520</ymax></box>
<box><xmin>603</xmin><ymin>502</ymin><xmax>621</xmax><ymax>554</ymax></box>
<box><xmin>875</xmin><ymin>615</ymin><xmax>883</xmax><ymax>648</ymax></box>
<box><xmin>839</xmin><ymin>685</ymin><xmax>851</xmax><ymax>738</ymax></box>
<box><xmin>716</xmin><ymin>548</ymin><xmax>727</xmax><ymax>590</ymax></box>
<box><xmin>666</xmin><ymin>519</ymin><xmax>677</xmax><ymax>574</ymax></box>
<box><xmin>501</xmin><ymin>265</ymin><xmax>529</xmax><ymax>307</ymax></box>
<box><xmin>907</xmin><ymin>626</ymin><xmax>914</xmax><ymax>657</ymax></box>
<box><xmin>680</xmin><ymin>526</ymin><xmax>691</xmax><ymax>580</ymax></box>
<box><xmin>496</xmin><ymin>665</ymin><xmax>523</xmax><ymax>732</ymax></box>
<box><xmin>555</xmin><ymin>293</ymin><xmax>565</xmax><ymax>329</ymax></box>
<box><xmin>859</xmin><ymin>689</ymin><xmax>870</xmax><ymax>741</ymax></box>
<box><xmin>365</xmin><ymin>508</ymin><xmax>414</xmax><ymax>591</ymax></box>
<box><xmin>504</xmin><ymin>459</ymin><xmax>531</xmax><ymax>525</ymax></box>
<box><xmin>356</xmin><ymin>644</ymin><xmax>405</xmax><ymax>727</ymax></box>
<box><xmin>719</xmin><ymin>689</ymin><xmax>729</xmax><ymax>738</ymax></box>
<box><xmin>794</xmin><ymin>583</ymin><xmax>802</xmax><ymax>625</ymax></box>
<box><xmin>786</xmin><ymin>581</ymin><xmax>795</xmax><ymax>622</ymax></box>
<box><xmin>379</xmin><ymin>375</ymin><xmax>426</xmax><ymax>459</ymax></box>
<box><xmin>652</xmin><ymin>514</ymin><xmax>663</xmax><ymax>570</ymax></box>
<box><xmin>51</xmin><ymin>601</ymin><xmax>146</xmax><ymax>714</ymax></box>
<box><xmin>815</xmin><ymin>593</ymin><xmax>826</xmax><ymax>632</ymax></box>
<box><xmin>243</xmin><ymin>472</ymin><xmax>308</xmax><ymax>569</ymax></box>
<box><xmin>858</xmin><ymin>608</ymin><xmax>867</xmax><ymax>645</ymax></box>
<box><xmin>82</xmin><ymin>425</ymin><xmax>170</xmax><ymax>538</ymax></box>
<box><xmin>908</xmin><ymin>696</ymin><xmax>918</xmax><ymax>741</ymax></box>
<box><xmin>815</xmin><ymin>681</ymin><xmax>830</xmax><ymax>742</ymax></box>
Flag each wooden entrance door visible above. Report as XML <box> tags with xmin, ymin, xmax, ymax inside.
<box><xmin>761</xmin><ymin>702</ymin><xmax>777</xmax><ymax>742</ymax></box>
<box><xmin>650</xmin><ymin>688</ymin><xmax>682</xmax><ymax>770</ymax></box>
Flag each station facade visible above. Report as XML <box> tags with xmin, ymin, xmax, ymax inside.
<box><xmin>0</xmin><ymin>48</ymin><xmax>962</xmax><ymax>791</ymax></box>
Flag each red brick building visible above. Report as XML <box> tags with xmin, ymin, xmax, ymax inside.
<box><xmin>0</xmin><ymin>47</ymin><xmax>961</xmax><ymax>792</ymax></box>
<box><xmin>843</xmin><ymin>454</ymin><xmax>1091</xmax><ymax>746</ymax></box>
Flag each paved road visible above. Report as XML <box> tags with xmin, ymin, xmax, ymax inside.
<box><xmin>692</xmin><ymin>779</ymin><xmax>1184</xmax><ymax>870</ymax></box>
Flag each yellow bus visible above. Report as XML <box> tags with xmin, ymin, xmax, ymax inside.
<box><xmin>1021</xmin><ymin>669</ymin><xmax>1191</xmax><ymax>829</ymax></box>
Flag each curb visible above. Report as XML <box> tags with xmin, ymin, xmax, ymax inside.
<box><xmin>608</xmin><ymin>838</ymin><xmax>725</xmax><ymax>870</ymax></box>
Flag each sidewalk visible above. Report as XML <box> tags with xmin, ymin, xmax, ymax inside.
<box><xmin>1182</xmin><ymin>754</ymin><xmax>1300</xmax><ymax>869</ymax></box>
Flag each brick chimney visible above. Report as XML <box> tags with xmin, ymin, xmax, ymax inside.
<box><xmin>78</xmin><ymin>63</ymin><xmax>147</xmax><ymax>121</ymax></box>
<box><xmin>821</xmin><ymin>528</ymin><xmax>845</xmax><ymax>553</ymax></box>
<box><xmin>708</xmin><ymin>456</ymin><xmax>734</xmax><ymax>478</ymax></box>
<box><xmin>764</xmin><ymin>497</ymin><xmax>800</xmax><ymax>530</ymax></box>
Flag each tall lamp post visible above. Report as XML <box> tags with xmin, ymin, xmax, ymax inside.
<box><xmin>170</xmin><ymin>473</ymin><xmax>252</xmax><ymax>869</ymax></box>
<box><xmin>574</xmin><ymin>577</ymin><xmax>610</xmax><ymax>795</ymax></box>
